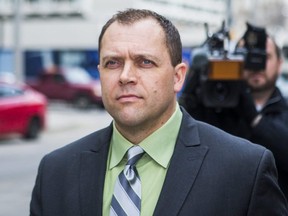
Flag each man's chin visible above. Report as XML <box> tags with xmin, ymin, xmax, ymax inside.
<box><xmin>250</xmin><ymin>85</ymin><xmax>274</xmax><ymax>93</ymax></box>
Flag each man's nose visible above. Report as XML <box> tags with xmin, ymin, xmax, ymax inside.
<box><xmin>119</xmin><ymin>63</ymin><xmax>137</xmax><ymax>85</ymax></box>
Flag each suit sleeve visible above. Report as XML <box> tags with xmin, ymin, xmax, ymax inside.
<box><xmin>30</xmin><ymin>156</ymin><xmax>46</xmax><ymax>216</ymax></box>
<box><xmin>247</xmin><ymin>149</ymin><xmax>288</xmax><ymax>215</ymax></box>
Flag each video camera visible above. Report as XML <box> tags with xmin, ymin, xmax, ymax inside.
<box><xmin>185</xmin><ymin>22</ymin><xmax>267</xmax><ymax>108</ymax></box>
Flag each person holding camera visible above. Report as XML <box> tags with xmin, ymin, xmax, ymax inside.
<box><xmin>179</xmin><ymin>27</ymin><xmax>288</xmax><ymax>199</ymax></box>
<box><xmin>239</xmin><ymin>34</ymin><xmax>288</xmax><ymax>199</ymax></box>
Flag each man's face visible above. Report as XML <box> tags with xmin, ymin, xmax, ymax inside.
<box><xmin>98</xmin><ymin>18</ymin><xmax>186</xmax><ymax>135</ymax></box>
<box><xmin>243</xmin><ymin>37</ymin><xmax>282</xmax><ymax>92</ymax></box>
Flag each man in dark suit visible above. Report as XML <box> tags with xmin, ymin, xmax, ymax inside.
<box><xmin>30</xmin><ymin>9</ymin><xmax>288</xmax><ymax>216</ymax></box>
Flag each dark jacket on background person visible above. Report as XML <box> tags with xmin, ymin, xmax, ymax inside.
<box><xmin>30</xmin><ymin>109</ymin><xmax>288</xmax><ymax>216</ymax></box>
<box><xmin>179</xmin><ymin>87</ymin><xmax>288</xmax><ymax>199</ymax></box>
<box><xmin>250</xmin><ymin>87</ymin><xmax>288</xmax><ymax>198</ymax></box>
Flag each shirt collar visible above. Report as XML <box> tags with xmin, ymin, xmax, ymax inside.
<box><xmin>109</xmin><ymin>104</ymin><xmax>183</xmax><ymax>169</ymax></box>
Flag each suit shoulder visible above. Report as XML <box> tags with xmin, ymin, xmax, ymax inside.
<box><xmin>180</xmin><ymin>107</ymin><xmax>267</xmax><ymax>155</ymax></box>
<box><xmin>45</xmin><ymin>125</ymin><xmax>112</xmax><ymax>159</ymax></box>
<box><xmin>196</xmin><ymin>119</ymin><xmax>268</xmax><ymax>155</ymax></box>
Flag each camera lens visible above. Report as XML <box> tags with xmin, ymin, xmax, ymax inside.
<box><xmin>214</xmin><ymin>82</ymin><xmax>229</xmax><ymax>102</ymax></box>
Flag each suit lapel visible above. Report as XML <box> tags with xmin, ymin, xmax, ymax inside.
<box><xmin>153</xmin><ymin>110</ymin><xmax>209</xmax><ymax>216</ymax></box>
<box><xmin>79</xmin><ymin>126</ymin><xmax>112</xmax><ymax>216</ymax></box>
<box><xmin>153</xmin><ymin>146</ymin><xmax>208</xmax><ymax>216</ymax></box>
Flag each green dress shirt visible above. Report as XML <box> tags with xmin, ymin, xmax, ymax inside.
<box><xmin>103</xmin><ymin>104</ymin><xmax>183</xmax><ymax>216</ymax></box>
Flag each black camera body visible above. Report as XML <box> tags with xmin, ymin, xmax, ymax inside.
<box><xmin>187</xmin><ymin>22</ymin><xmax>267</xmax><ymax>108</ymax></box>
<box><xmin>237</xmin><ymin>22</ymin><xmax>267</xmax><ymax>71</ymax></box>
<box><xmin>201</xmin><ymin>56</ymin><xmax>244</xmax><ymax>108</ymax></box>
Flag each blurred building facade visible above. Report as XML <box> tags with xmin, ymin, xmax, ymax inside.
<box><xmin>0</xmin><ymin>0</ymin><xmax>229</xmax><ymax>49</ymax></box>
<box><xmin>0</xmin><ymin>0</ymin><xmax>288</xmax><ymax>78</ymax></box>
<box><xmin>0</xmin><ymin>0</ymin><xmax>228</xmax><ymax>79</ymax></box>
<box><xmin>232</xmin><ymin>0</ymin><xmax>288</xmax><ymax>46</ymax></box>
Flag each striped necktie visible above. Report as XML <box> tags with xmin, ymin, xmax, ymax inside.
<box><xmin>110</xmin><ymin>145</ymin><xmax>145</xmax><ymax>216</ymax></box>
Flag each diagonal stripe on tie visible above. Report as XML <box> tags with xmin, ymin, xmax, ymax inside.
<box><xmin>110</xmin><ymin>196</ymin><xmax>127</xmax><ymax>216</ymax></box>
<box><xmin>118</xmin><ymin>172</ymin><xmax>141</xmax><ymax>204</ymax></box>
<box><xmin>110</xmin><ymin>146</ymin><xmax>144</xmax><ymax>216</ymax></box>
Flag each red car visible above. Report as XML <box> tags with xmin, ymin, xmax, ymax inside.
<box><xmin>27</xmin><ymin>67</ymin><xmax>103</xmax><ymax>109</ymax></box>
<box><xmin>0</xmin><ymin>82</ymin><xmax>47</xmax><ymax>140</ymax></box>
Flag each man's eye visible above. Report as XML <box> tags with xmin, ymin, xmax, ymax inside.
<box><xmin>105</xmin><ymin>60</ymin><xmax>119</xmax><ymax>68</ymax></box>
<box><xmin>143</xmin><ymin>59</ymin><xmax>152</xmax><ymax>64</ymax></box>
<box><xmin>141</xmin><ymin>59</ymin><xmax>154</xmax><ymax>67</ymax></box>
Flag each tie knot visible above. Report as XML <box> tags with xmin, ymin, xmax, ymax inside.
<box><xmin>126</xmin><ymin>146</ymin><xmax>144</xmax><ymax>166</ymax></box>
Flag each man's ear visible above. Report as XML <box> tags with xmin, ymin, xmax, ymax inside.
<box><xmin>174</xmin><ymin>62</ymin><xmax>187</xmax><ymax>93</ymax></box>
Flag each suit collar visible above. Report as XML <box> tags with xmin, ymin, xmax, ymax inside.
<box><xmin>177</xmin><ymin>107</ymin><xmax>201</xmax><ymax>147</ymax></box>
<box><xmin>154</xmin><ymin>109</ymin><xmax>208</xmax><ymax>215</ymax></box>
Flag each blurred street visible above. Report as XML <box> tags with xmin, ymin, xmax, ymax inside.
<box><xmin>0</xmin><ymin>102</ymin><xmax>112</xmax><ymax>216</ymax></box>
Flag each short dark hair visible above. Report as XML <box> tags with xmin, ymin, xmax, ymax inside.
<box><xmin>98</xmin><ymin>8</ymin><xmax>182</xmax><ymax>67</ymax></box>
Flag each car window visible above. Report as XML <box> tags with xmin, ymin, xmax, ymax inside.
<box><xmin>0</xmin><ymin>86</ymin><xmax>24</xmax><ymax>98</ymax></box>
<box><xmin>63</xmin><ymin>68</ymin><xmax>91</xmax><ymax>84</ymax></box>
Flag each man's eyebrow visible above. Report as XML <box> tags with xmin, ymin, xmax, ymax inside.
<box><xmin>133</xmin><ymin>53</ymin><xmax>161</xmax><ymax>62</ymax></box>
<box><xmin>101</xmin><ymin>53</ymin><xmax>162</xmax><ymax>62</ymax></box>
<box><xmin>101</xmin><ymin>55</ymin><xmax>119</xmax><ymax>62</ymax></box>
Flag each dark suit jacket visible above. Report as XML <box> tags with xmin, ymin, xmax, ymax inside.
<box><xmin>30</xmin><ymin>109</ymin><xmax>288</xmax><ymax>216</ymax></box>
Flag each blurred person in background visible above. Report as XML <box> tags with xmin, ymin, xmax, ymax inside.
<box><xmin>240</xmin><ymin>35</ymin><xmax>288</xmax><ymax>198</ymax></box>
<box><xmin>30</xmin><ymin>9</ymin><xmax>288</xmax><ymax>216</ymax></box>
<box><xmin>179</xmin><ymin>27</ymin><xmax>288</xmax><ymax>199</ymax></box>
